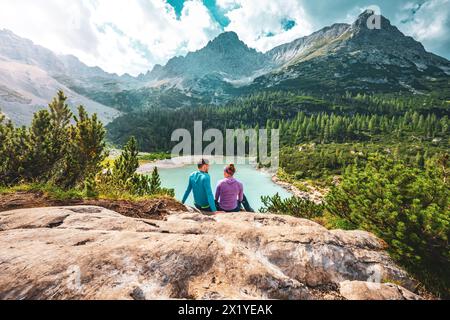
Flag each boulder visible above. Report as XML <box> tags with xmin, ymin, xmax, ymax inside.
<box><xmin>0</xmin><ymin>206</ymin><xmax>421</xmax><ymax>300</ymax></box>
<box><xmin>339</xmin><ymin>281</ymin><xmax>421</xmax><ymax>300</ymax></box>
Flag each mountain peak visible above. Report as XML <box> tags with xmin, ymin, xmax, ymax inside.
<box><xmin>214</xmin><ymin>31</ymin><xmax>240</xmax><ymax>42</ymax></box>
<box><xmin>348</xmin><ymin>10</ymin><xmax>425</xmax><ymax>52</ymax></box>
<box><xmin>352</xmin><ymin>9</ymin><xmax>395</xmax><ymax>32</ymax></box>
<box><xmin>206</xmin><ymin>31</ymin><xmax>248</xmax><ymax>51</ymax></box>
<box><xmin>357</xmin><ymin>9</ymin><xmax>378</xmax><ymax>19</ymax></box>
<box><xmin>144</xmin><ymin>30</ymin><xmax>268</xmax><ymax>84</ymax></box>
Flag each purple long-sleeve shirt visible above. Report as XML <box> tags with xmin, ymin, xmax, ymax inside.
<box><xmin>215</xmin><ymin>178</ymin><xmax>244</xmax><ymax>211</ymax></box>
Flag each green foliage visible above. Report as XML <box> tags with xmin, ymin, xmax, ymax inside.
<box><xmin>138</xmin><ymin>152</ymin><xmax>172</xmax><ymax>162</ymax></box>
<box><xmin>127</xmin><ymin>174</ymin><xmax>153</xmax><ymax>197</ymax></box>
<box><xmin>84</xmin><ymin>176</ymin><xmax>99</xmax><ymax>199</ymax></box>
<box><xmin>106</xmin><ymin>92</ymin><xmax>332</xmax><ymax>151</ymax></box>
<box><xmin>260</xmin><ymin>193</ymin><xmax>325</xmax><ymax>220</ymax></box>
<box><xmin>113</xmin><ymin>136</ymin><xmax>140</xmax><ymax>183</ymax></box>
<box><xmin>0</xmin><ymin>92</ymin><xmax>174</xmax><ymax>201</ymax></box>
<box><xmin>56</xmin><ymin>106</ymin><xmax>107</xmax><ymax>188</ymax></box>
<box><xmin>326</xmin><ymin>153</ymin><xmax>450</xmax><ymax>297</ymax></box>
<box><xmin>39</xmin><ymin>184</ymin><xmax>85</xmax><ymax>201</ymax></box>
<box><xmin>46</xmin><ymin>90</ymin><xmax>73</xmax><ymax>170</ymax></box>
<box><xmin>0</xmin><ymin>183</ymin><xmax>85</xmax><ymax>201</ymax></box>
<box><xmin>280</xmin><ymin>141</ymin><xmax>448</xmax><ymax>182</ymax></box>
<box><xmin>338</xmin><ymin>92</ymin><xmax>450</xmax><ymax>116</ymax></box>
<box><xmin>150</xmin><ymin>167</ymin><xmax>162</xmax><ymax>194</ymax></box>
<box><xmin>106</xmin><ymin>91</ymin><xmax>449</xmax><ymax>153</ymax></box>
<box><xmin>0</xmin><ymin>91</ymin><xmax>106</xmax><ymax>189</ymax></box>
<box><xmin>278</xmin><ymin>111</ymin><xmax>448</xmax><ymax>146</ymax></box>
<box><xmin>27</xmin><ymin>110</ymin><xmax>53</xmax><ymax>180</ymax></box>
<box><xmin>98</xmin><ymin>137</ymin><xmax>174</xmax><ymax>198</ymax></box>
<box><xmin>0</xmin><ymin>117</ymin><xmax>29</xmax><ymax>184</ymax></box>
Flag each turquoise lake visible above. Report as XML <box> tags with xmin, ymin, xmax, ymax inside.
<box><xmin>157</xmin><ymin>164</ymin><xmax>292</xmax><ymax>211</ymax></box>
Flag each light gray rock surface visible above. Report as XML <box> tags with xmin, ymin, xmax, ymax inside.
<box><xmin>0</xmin><ymin>206</ymin><xmax>421</xmax><ymax>300</ymax></box>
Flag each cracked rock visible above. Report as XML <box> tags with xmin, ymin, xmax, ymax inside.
<box><xmin>0</xmin><ymin>206</ymin><xmax>421</xmax><ymax>300</ymax></box>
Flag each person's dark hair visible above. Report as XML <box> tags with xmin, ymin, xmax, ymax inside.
<box><xmin>224</xmin><ymin>164</ymin><xmax>236</xmax><ymax>176</ymax></box>
<box><xmin>197</xmin><ymin>158</ymin><xmax>209</xmax><ymax>169</ymax></box>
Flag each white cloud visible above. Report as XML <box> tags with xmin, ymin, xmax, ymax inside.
<box><xmin>216</xmin><ymin>0</ymin><xmax>239</xmax><ymax>10</ymax></box>
<box><xmin>0</xmin><ymin>0</ymin><xmax>222</xmax><ymax>76</ymax></box>
<box><xmin>0</xmin><ymin>0</ymin><xmax>98</xmax><ymax>55</ymax></box>
<box><xmin>396</xmin><ymin>0</ymin><xmax>449</xmax><ymax>41</ymax></box>
<box><xmin>394</xmin><ymin>0</ymin><xmax>450</xmax><ymax>57</ymax></box>
<box><xmin>0</xmin><ymin>0</ymin><xmax>448</xmax><ymax>76</ymax></box>
<box><xmin>221</xmin><ymin>0</ymin><xmax>314</xmax><ymax>52</ymax></box>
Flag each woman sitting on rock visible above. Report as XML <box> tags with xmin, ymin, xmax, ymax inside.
<box><xmin>215</xmin><ymin>164</ymin><xmax>254</xmax><ymax>213</ymax></box>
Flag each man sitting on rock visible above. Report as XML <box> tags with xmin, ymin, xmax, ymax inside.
<box><xmin>182</xmin><ymin>159</ymin><xmax>217</xmax><ymax>213</ymax></box>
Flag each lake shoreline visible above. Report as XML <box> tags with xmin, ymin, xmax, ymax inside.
<box><xmin>137</xmin><ymin>156</ymin><xmax>260</xmax><ymax>173</ymax></box>
<box><xmin>257</xmin><ymin>167</ymin><xmax>326</xmax><ymax>204</ymax></box>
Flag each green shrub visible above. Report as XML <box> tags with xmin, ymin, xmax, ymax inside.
<box><xmin>98</xmin><ymin>137</ymin><xmax>174</xmax><ymax>198</ymax></box>
<box><xmin>260</xmin><ymin>193</ymin><xmax>325</xmax><ymax>220</ymax></box>
<box><xmin>138</xmin><ymin>153</ymin><xmax>171</xmax><ymax>162</ymax></box>
<box><xmin>84</xmin><ymin>176</ymin><xmax>99</xmax><ymax>199</ymax></box>
<box><xmin>0</xmin><ymin>91</ymin><xmax>106</xmax><ymax>189</ymax></box>
<box><xmin>0</xmin><ymin>92</ymin><xmax>175</xmax><ymax>202</ymax></box>
<box><xmin>149</xmin><ymin>167</ymin><xmax>162</xmax><ymax>194</ymax></box>
<box><xmin>326</xmin><ymin>153</ymin><xmax>450</xmax><ymax>297</ymax></box>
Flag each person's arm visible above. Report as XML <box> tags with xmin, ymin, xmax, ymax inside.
<box><xmin>182</xmin><ymin>177</ymin><xmax>193</xmax><ymax>204</ymax></box>
<box><xmin>215</xmin><ymin>182</ymin><xmax>221</xmax><ymax>202</ymax></box>
<box><xmin>204</xmin><ymin>175</ymin><xmax>217</xmax><ymax>212</ymax></box>
<box><xmin>238</xmin><ymin>182</ymin><xmax>244</xmax><ymax>202</ymax></box>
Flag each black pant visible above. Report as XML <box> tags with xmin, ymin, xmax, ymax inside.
<box><xmin>215</xmin><ymin>195</ymin><xmax>255</xmax><ymax>213</ymax></box>
<box><xmin>241</xmin><ymin>195</ymin><xmax>255</xmax><ymax>212</ymax></box>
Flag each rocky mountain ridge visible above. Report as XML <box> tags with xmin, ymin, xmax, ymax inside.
<box><xmin>0</xmin><ymin>29</ymin><xmax>131</xmax><ymax>124</ymax></box>
<box><xmin>1</xmin><ymin>10</ymin><xmax>450</xmax><ymax>122</ymax></box>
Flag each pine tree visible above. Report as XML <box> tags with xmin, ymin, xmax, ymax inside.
<box><xmin>59</xmin><ymin>106</ymin><xmax>107</xmax><ymax>188</ymax></box>
<box><xmin>49</xmin><ymin>90</ymin><xmax>72</xmax><ymax>130</ymax></box>
<box><xmin>113</xmin><ymin>136</ymin><xmax>139</xmax><ymax>184</ymax></box>
<box><xmin>150</xmin><ymin>167</ymin><xmax>161</xmax><ymax>194</ymax></box>
<box><xmin>326</xmin><ymin>153</ymin><xmax>450</xmax><ymax>296</ymax></box>
<box><xmin>1</xmin><ymin>125</ymin><xmax>31</xmax><ymax>184</ymax></box>
<box><xmin>27</xmin><ymin>110</ymin><xmax>53</xmax><ymax>181</ymax></box>
<box><xmin>0</xmin><ymin>113</ymin><xmax>14</xmax><ymax>183</ymax></box>
<box><xmin>47</xmin><ymin>90</ymin><xmax>73</xmax><ymax>176</ymax></box>
<box><xmin>415</xmin><ymin>152</ymin><xmax>425</xmax><ymax>168</ymax></box>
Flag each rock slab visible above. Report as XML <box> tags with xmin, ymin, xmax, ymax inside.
<box><xmin>0</xmin><ymin>206</ymin><xmax>421</xmax><ymax>300</ymax></box>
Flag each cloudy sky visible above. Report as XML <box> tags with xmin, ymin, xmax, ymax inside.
<box><xmin>0</xmin><ymin>0</ymin><xmax>449</xmax><ymax>76</ymax></box>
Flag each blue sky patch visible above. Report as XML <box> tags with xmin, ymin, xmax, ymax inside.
<box><xmin>167</xmin><ymin>0</ymin><xmax>184</xmax><ymax>18</ymax></box>
<box><xmin>203</xmin><ymin>0</ymin><xmax>231</xmax><ymax>27</ymax></box>
<box><xmin>281</xmin><ymin>19</ymin><xmax>296</xmax><ymax>31</ymax></box>
<box><xmin>167</xmin><ymin>0</ymin><xmax>230</xmax><ymax>26</ymax></box>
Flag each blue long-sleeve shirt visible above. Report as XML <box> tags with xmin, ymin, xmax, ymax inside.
<box><xmin>182</xmin><ymin>171</ymin><xmax>217</xmax><ymax>212</ymax></box>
